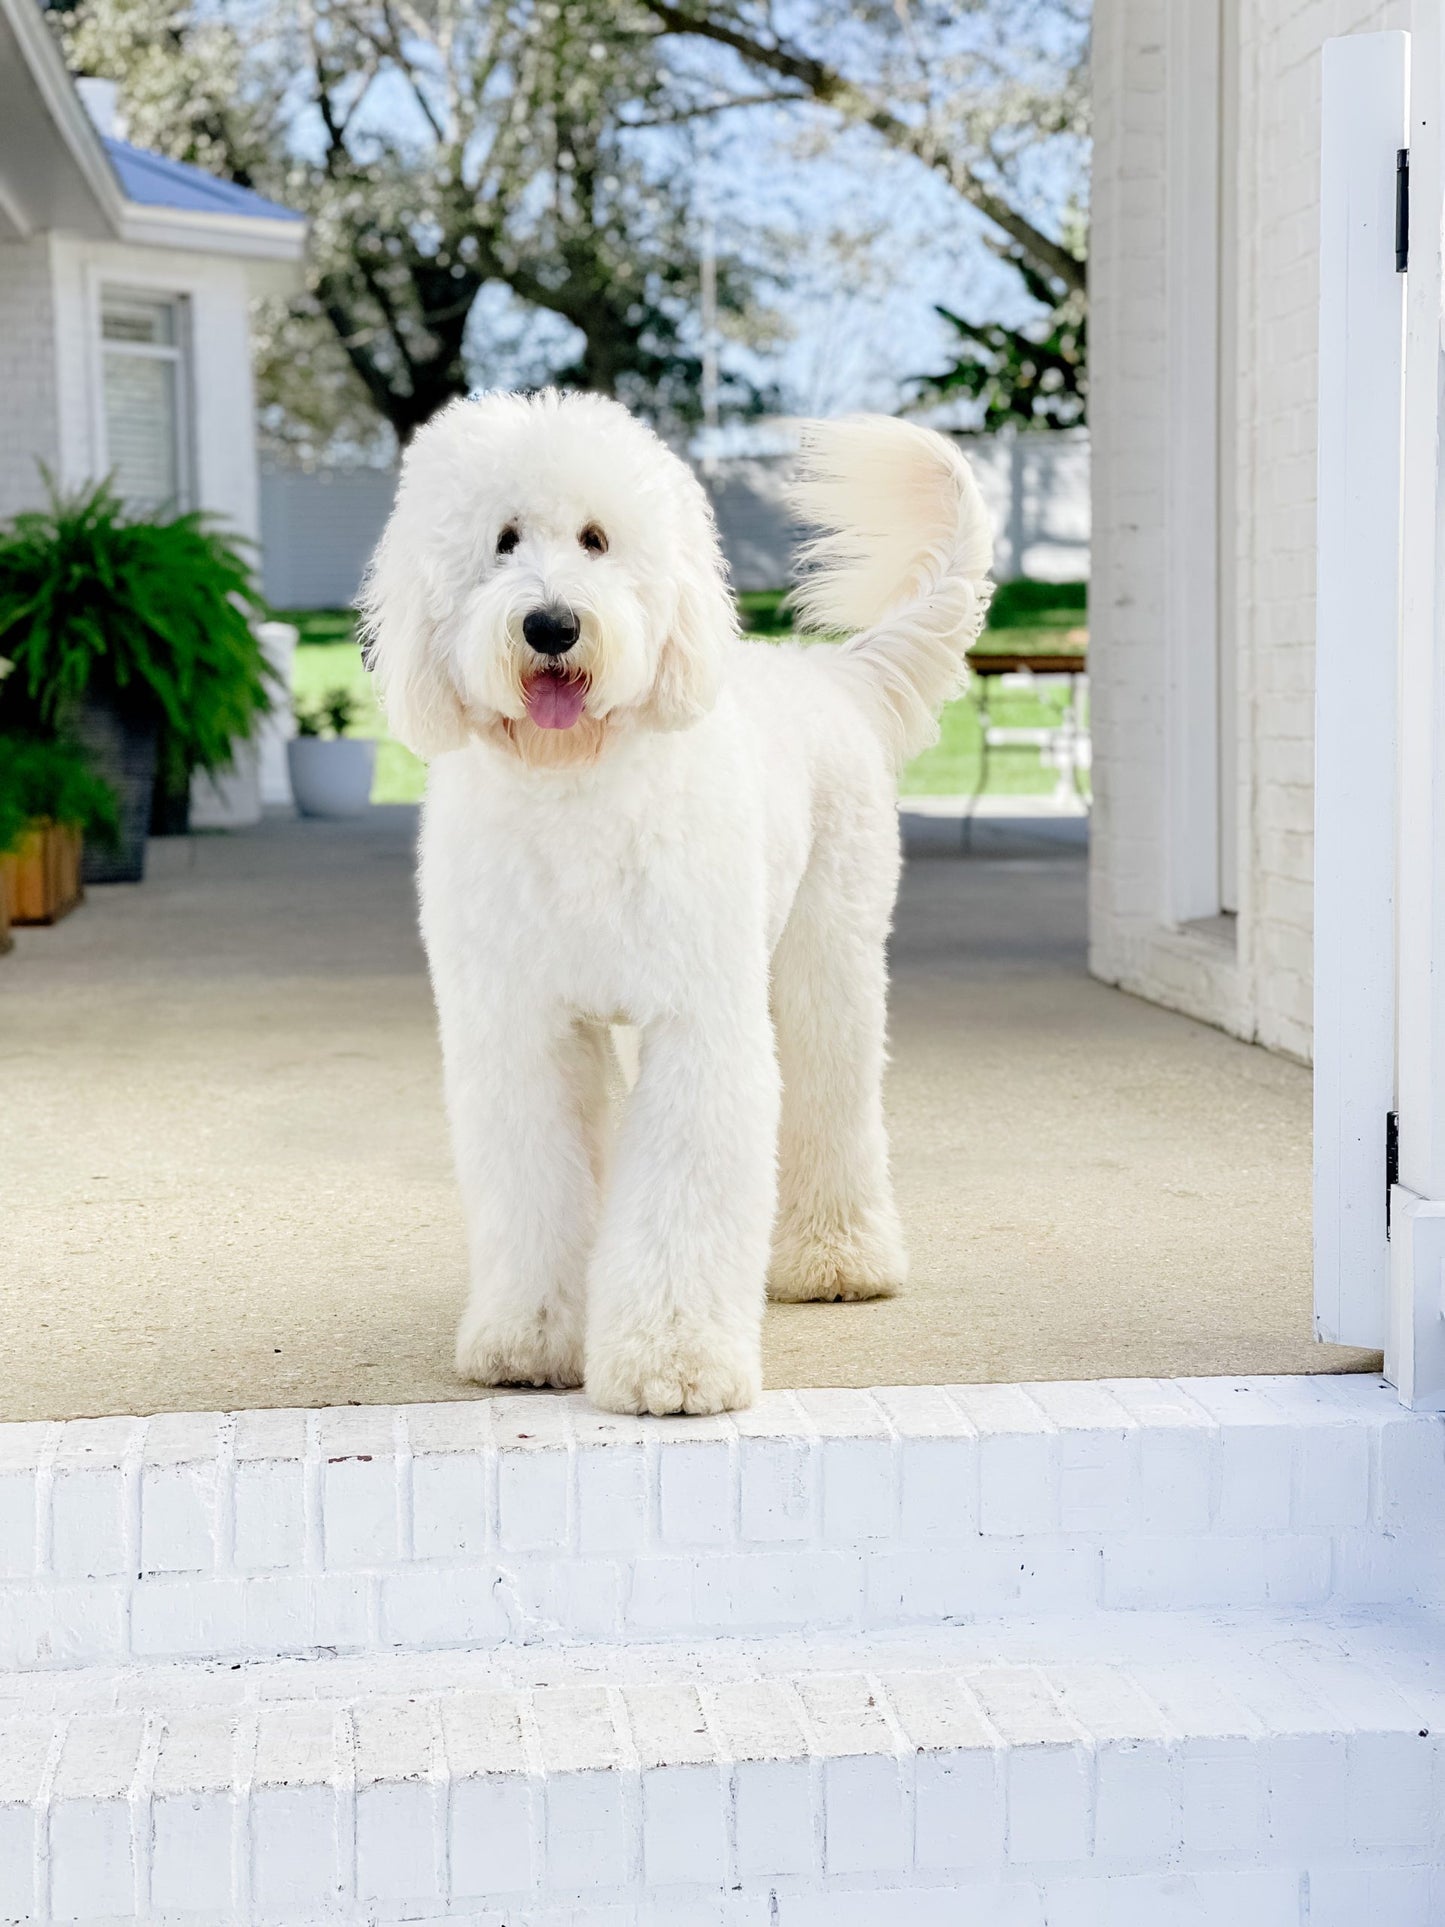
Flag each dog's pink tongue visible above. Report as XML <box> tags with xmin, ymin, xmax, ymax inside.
<box><xmin>525</xmin><ymin>673</ymin><xmax>587</xmax><ymax>730</ymax></box>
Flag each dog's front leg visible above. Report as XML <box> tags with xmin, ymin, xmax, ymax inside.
<box><xmin>583</xmin><ymin>988</ymin><xmax>779</xmax><ymax>1417</ymax></box>
<box><xmin>447</xmin><ymin>1013</ymin><xmax>606</xmax><ymax>1389</ymax></box>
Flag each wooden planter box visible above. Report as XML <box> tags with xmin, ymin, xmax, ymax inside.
<box><xmin>0</xmin><ymin>821</ymin><xmax>84</xmax><ymax>925</ymax></box>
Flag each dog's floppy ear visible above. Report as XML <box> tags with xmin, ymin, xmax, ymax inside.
<box><xmin>645</xmin><ymin>481</ymin><xmax>734</xmax><ymax>730</ymax></box>
<box><xmin>357</xmin><ymin>430</ymin><xmax>471</xmax><ymax>759</ymax></box>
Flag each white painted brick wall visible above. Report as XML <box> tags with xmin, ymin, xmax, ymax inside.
<box><xmin>1090</xmin><ymin>0</ymin><xmax>1407</xmax><ymax>1057</ymax></box>
<box><xmin>4</xmin><ymin>1613</ymin><xmax>1441</xmax><ymax>1921</ymax></box>
<box><xmin>2</xmin><ymin>1374</ymin><xmax>1442</xmax><ymax>1919</ymax></box>
<box><xmin>0</xmin><ymin>1378</ymin><xmax>1439</xmax><ymax>1675</ymax></box>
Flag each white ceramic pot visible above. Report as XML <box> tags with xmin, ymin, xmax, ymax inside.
<box><xmin>286</xmin><ymin>736</ymin><xmax>376</xmax><ymax>818</ymax></box>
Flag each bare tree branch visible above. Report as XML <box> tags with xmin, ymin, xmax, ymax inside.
<box><xmin>637</xmin><ymin>0</ymin><xmax>1085</xmax><ymax>295</ymax></box>
<box><xmin>619</xmin><ymin>87</ymin><xmax>799</xmax><ymax>126</ymax></box>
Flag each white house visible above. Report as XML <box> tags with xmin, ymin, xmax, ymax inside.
<box><xmin>0</xmin><ymin>0</ymin><xmax>304</xmax><ymax>544</ymax></box>
<box><xmin>1088</xmin><ymin>0</ymin><xmax>1412</xmax><ymax>1065</ymax></box>
<box><xmin>1091</xmin><ymin>0</ymin><xmax>1445</xmax><ymax>1399</ymax></box>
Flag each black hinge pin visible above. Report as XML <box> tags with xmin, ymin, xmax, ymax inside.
<box><xmin>1396</xmin><ymin>149</ymin><xmax>1410</xmax><ymax>273</ymax></box>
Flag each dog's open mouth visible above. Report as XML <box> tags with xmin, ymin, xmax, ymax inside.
<box><xmin>523</xmin><ymin>667</ymin><xmax>589</xmax><ymax>731</ymax></box>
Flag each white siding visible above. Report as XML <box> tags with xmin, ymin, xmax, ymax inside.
<box><xmin>1090</xmin><ymin>0</ymin><xmax>1407</xmax><ymax>1060</ymax></box>
<box><xmin>48</xmin><ymin>235</ymin><xmax>261</xmax><ymax>542</ymax></box>
<box><xmin>0</xmin><ymin>235</ymin><xmax>60</xmax><ymax>518</ymax></box>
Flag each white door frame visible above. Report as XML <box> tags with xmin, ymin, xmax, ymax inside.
<box><xmin>1313</xmin><ymin>30</ymin><xmax>1408</xmax><ymax>1358</ymax></box>
<box><xmin>1391</xmin><ymin>8</ymin><xmax>1445</xmax><ymax>1407</ymax></box>
<box><xmin>1316</xmin><ymin>17</ymin><xmax>1445</xmax><ymax>1409</ymax></box>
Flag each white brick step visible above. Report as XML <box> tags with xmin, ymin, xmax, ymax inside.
<box><xmin>3</xmin><ymin>1608</ymin><xmax>1443</xmax><ymax>1923</ymax></box>
<box><xmin>4</xmin><ymin>1375</ymin><xmax>1441</xmax><ymax>1672</ymax></box>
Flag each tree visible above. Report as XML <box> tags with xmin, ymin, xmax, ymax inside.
<box><xmin>53</xmin><ymin>0</ymin><xmax>777</xmax><ymax>452</ymax></box>
<box><xmin>917</xmin><ymin>251</ymin><xmax>1086</xmax><ymax>432</ymax></box>
<box><xmin>641</xmin><ymin>2</ymin><xmax>1084</xmax><ymax>283</ymax></box>
<box><xmin>637</xmin><ymin>0</ymin><xmax>1090</xmax><ymax>425</ymax></box>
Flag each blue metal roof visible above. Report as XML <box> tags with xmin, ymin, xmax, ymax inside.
<box><xmin>102</xmin><ymin>138</ymin><xmax>303</xmax><ymax>223</ymax></box>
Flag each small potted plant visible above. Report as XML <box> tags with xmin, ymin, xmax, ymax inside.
<box><xmin>287</xmin><ymin>687</ymin><xmax>376</xmax><ymax>817</ymax></box>
<box><xmin>0</xmin><ymin>476</ymin><xmax>270</xmax><ymax>880</ymax></box>
<box><xmin>0</xmin><ymin>733</ymin><xmax>117</xmax><ymax>926</ymax></box>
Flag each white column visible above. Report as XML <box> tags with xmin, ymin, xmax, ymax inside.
<box><xmin>1163</xmin><ymin>0</ymin><xmax>1222</xmax><ymax>924</ymax></box>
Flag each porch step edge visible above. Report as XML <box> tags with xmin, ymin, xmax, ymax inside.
<box><xmin>2</xmin><ymin>1376</ymin><xmax>1441</xmax><ymax>1671</ymax></box>
<box><xmin>3</xmin><ymin>1606</ymin><xmax>1442</xmax><ymax>1923</ymax></box>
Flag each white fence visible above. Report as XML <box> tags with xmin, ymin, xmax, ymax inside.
<box><xmin>259</xmin><ymin>465</ymin><xmax>400</xmax><ymax>612</ymax></box>
<box><xmin>260</xmin><ymin>429</ymin><xmax>1090</xmax><ymax>610</ymax></box>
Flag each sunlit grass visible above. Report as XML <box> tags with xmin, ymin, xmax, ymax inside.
<box><xmin>287</xmin><ymin>625</ymin><xmax>426</xmax><ymax>806</ymax></box>
<box><xmin>277</xmin><ymin>579</ymin><xmax>1088</xmax><ymax>806</ymax></box>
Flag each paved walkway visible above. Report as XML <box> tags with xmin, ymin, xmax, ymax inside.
<box><xmin>0</xmin><ymin>807</ymin><xmax>1375</xmax><ymax>1421</ymax></box>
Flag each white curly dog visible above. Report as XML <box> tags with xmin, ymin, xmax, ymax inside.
<box><xmin>360</xmin><ymin>390</ymin><xmax>992</xmax><ymax>1415</ymax></box>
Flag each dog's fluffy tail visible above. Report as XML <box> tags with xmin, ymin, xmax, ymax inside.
<box><xmin>787</xmin><ymin>415</ymin><xmax>993</xmax><ymax>766</ymax></box>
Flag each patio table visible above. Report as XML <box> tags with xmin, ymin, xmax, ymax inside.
<box><xmin>964</xmin><ymin>639</ymin><xmax>1090</xmax><ymax>815</ymax></box>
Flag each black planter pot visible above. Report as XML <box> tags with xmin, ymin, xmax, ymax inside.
<box><xmin>74</xmin><ymin>699</ymin><xmax>158</xmax><ymax>884</ymax></box>
<box><xmin>149</xmin><ymin>746</ymin><xmax>192</xmax><ymax>838</ymax></box>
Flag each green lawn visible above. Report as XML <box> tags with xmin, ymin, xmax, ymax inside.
<box><xmin>278</xmin><ymin>579</ymin><xmax>1088</xmax><ymax>805</ymax></box>
<box><xmin>288</xmin><ymin>620</ymin><xmax>425</xmax><ymax>807</ymax></box>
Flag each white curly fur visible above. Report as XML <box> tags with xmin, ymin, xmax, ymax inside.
<box><xmin>359</xmin><ymin>390</ymin><xmax>992</xmax><ymax>1416</ymax></box>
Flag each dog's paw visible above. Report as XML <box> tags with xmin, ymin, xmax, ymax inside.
<box><xmin>768</xmin><ymin>1221</ymin><xmax>907</xmax><ymax>1304</ymax></box>
<box><xmin>586</xmin><ymin>1329</ymin><xmax>761</xmax><ymax>1417</ymax></box>
<box><xmin>455</xmin><ymin>1304</ymin><xmax>584</xmax><ymax>1389</ymax></box>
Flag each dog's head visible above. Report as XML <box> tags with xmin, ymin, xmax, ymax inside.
<box><xmin>358</xmin><ymin>390</ymin><xmax>735</xmax><ymax>765</ymax></box>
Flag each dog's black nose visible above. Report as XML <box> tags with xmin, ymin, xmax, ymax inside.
<box><xmin>522</xmin><ymin>606</ymin><xmax>581</xmax><ymax>656</ymax></box>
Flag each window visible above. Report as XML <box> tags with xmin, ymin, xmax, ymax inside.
<box><xmin>100</xmin><ymin>291</ymin><xmax>191</xmax><ymax>513</ymax></box>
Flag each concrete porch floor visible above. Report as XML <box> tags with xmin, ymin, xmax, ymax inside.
<box><xmin>0</xmin><ymin>807</ymin><xmax>1376</xmax><ymax>1422</ymax></box>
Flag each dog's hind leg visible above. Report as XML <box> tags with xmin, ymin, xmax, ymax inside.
<box><xmin>449</xmin><ymin>1013</ymin><xmax>609</xmax><ymax>1389</ymax></box>
<box><xmin>767</xmin><ymin>836</ymin><xmax>907</xmax><ymax>1305</ymax></box>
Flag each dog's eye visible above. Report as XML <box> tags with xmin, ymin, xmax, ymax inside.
<box><xmin>579</xmin><ymin>524</ymin><xmax>608</xmax><ymax>556</ymax></box>
<box><xmin>496</xmin><ymin>525</ymin><xmax>520</xmax><ymax>557</ymax></box>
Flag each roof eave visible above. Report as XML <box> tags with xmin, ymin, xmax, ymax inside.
<box><xmin>118</xmin><ymin>203</ymin><xmax>309</xmax><ymax>274</ymax></box>
<box><xmin>0</xmin><ymin>0</ymin><xmax>126</xmax><ymax>237</ymax></box>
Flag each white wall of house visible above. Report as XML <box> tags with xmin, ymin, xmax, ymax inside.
<box><xmin>0</xmin><ymin>236</ymin><xmax>61</xmax><ymax>519</ymax></box>
<box><xmin>49</xmin><ymin>235</ymin><xmax>261</xmax><ymax>541</ymax></box>
<box><xmin>1090</xmin><ymin>0</ymin><xmax>1406</xmax><ymax>1062</ymax></box>
<box><xmin>0</xmin><ymin>232</ymin><xmax>262</xmax><ymax>539</ymax></box>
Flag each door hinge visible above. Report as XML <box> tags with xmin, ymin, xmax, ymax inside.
<box><xmin>1396</xmin><ymin>148</ymin><xmax>1410</xmax><ymax>272</ymax></box>
<box><xmin>1387</xmin><ymin>1109</ymin><xmax>1400</xmax><ymax>1236</ymax></box>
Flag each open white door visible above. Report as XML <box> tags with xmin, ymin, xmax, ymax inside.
<box><xmin>1313</xmin><ymin>31</ymin><xmax>1408</xmax><ymax>1355</ymax></box>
